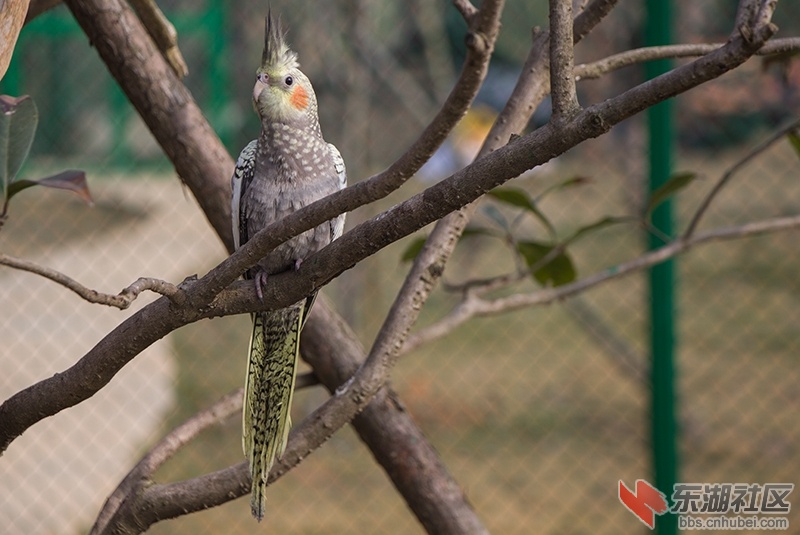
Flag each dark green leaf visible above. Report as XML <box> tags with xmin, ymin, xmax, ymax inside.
<box><xmin>563</xmin><ymin>216</ymin><xmax>636</xmax><ymax>245</ymax></box>
<box><xmin>646</xmin><ymin>171</ymin><xmax>697</xmax><ymax>215</ymax></box>
<box><xmin>487</xmin><ymin>187</ymin><xmax>537</xmax><ymax>211</ymax></box>
<box><xmin>516</xmin><ymin>240</ymin><xmax>577</xmax><ymax>287</ymax></box>
<box><xmin>400</xmin><ymin>226</ymin><xmax>498</xmax><ymax>262</ymax></box>
<box><xmin>7</xmin><ymin>170</ymin><xmax>92</xmax><ymax>204</ymax></box>
<box><xmin>535</xmin><ymin>175</ymin><xmax>592</xmax><ymax>201</ymax></box>
<box><xmin>487</xmin><ymin>187</ymin><xmax>556</xmax><ymax>237</ymax></box>
<box><xmin>462</xmin><ymin>226</ymin><xmax>502</xmax><ymax>239</ymax></box>
<box><xmin>787</xmin><ymin>131</ymin><xmax>800</xmax><ymax>160</ymax></box>
<box><xmin>0</xmin><ymin>95</ymin><xmax>39</xmax><ymax>203</ymax></box>
<box><xmin>400</xmin><ymin>236</ymin><xmax>427</xmax><ymax>262</ymax></box>
<box><xmin>481</xmin><ymin>203</ymin><xmax>511</xmax><ymax>233</ymax></box>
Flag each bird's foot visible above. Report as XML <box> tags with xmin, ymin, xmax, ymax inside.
<box><xmin>294</xmin><ymin>258</ymin><xmax>303</xmax><ymax>271</ymax></box>
<box><xmin>254</xmin><ymin>270</ymin><xmax>269</xmax><ymax>302</ymax></box>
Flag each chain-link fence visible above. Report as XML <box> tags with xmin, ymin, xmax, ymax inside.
<box><xmin>2</xmin><ymin>1</ymin><xmax>800</xmax><ymax>534</ymax></box>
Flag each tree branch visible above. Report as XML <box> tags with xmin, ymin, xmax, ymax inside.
<box><xmin>302</xmin><ymin>297</ymin><xmax>490</xmax><ymax>535</ymax></box>
<box><xmin>0</xmin><ymin>253</ymin><xmax>184</xmax><ymax>308</ymax></box>
<box><xmin>64</xmin><ymin>0</ymin><xmax>234</xmax><ymax>250</ymax></box>
<box><xmin>1</xmin><ymin>0</ymin><xmax>778</xmax><ymax>454</ymax></box>
<box><xmin>90</xmin><ymin>389</ymin><xmax>242</xmax><ymax>535</ymax></box>
<box><xmin>0</xmin><ymin>0</ymin><xmax>28</xmax><ymax>81</ymax></box>
<box><xmin>684</xmin><ymin>115</ymin><xmax>800</xmax><ymax>238</ymax></box>
<box><xmin>128</xmin><ymin>0</ymin><xmax>188</xmax><ymax>78</ymax></box>
<box><xmin>549</xmin><ymin>0</ymin><xmax>580</xmax><ymax>121</ymax></box>
<box><xmin>24</xmin><ymin>0</ymin><xmax>59</xmax><ymax>25</ymax></box>
<box><xmin>452</xmin><ymin>0</ymin><xmax>478</xmax><ymax>23</ymax></box>
<box><xmin>575</xmin><ymin>38</ymin><xmax>800</xmax><ymax>81</ymax></box>
<box><xmin>572</xmin><ymin>0</ymin><xmax>619</xmax><ymax>43</ymax></box>
<box><xmin>404</xmin><ymin>215</ymin><xmax>800</xmax><ymax>350</ymax></box>
<box><xmin>90</xmin><ymin>372</ymin><xmax>318</xmax><ymax>535</ymax></box>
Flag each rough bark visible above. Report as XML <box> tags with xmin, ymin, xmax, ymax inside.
<box><xmin>0</xmin><ymin>0</ymin><xmax>29</xmax><ymax>81</ymax></box>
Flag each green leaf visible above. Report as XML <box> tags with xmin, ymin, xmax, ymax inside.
<box><xmin>7</xmin><ymin>170</ymin><xmax>92</xmax><ymax>204</ymax></box>
<box><xmin>487</xmin><ymin>187</ymin><xmax>537</xmax><ymax>211</ymax></box>
<box><xmin>400</xmin><ymin>236</ymin><xmax>427</xmax><ymax>262</ymax></box>
<box><xmin>487</xmin><ymin>187</ymin><xmax>556</xmax><ymax>238</ymax></box>
<box><xmin>400</xmin><ymin>226</ymin><xmax>498</xmax><ymax>263</ymax></box>
<box><xmin>461</xmin><ymin>226</ymin><xmax>502</xmax><ymax>239</ymax></box>
<box><xmin>0</xmin><ymin>95</ymin><xmax>39</xmax><ymax>204</ymax></box>
<box><xmin>563</xmin><ymin>215</ymin><xmax>636</xmax><ymax>245</ymax></box>
<box><xmin>516</xmin><ymin>240</ymin><xmax>577</xmax><ymax>287</ymax></box>
<box><xmin>535</xmin><ymin>175</ymin><xmax>592</xmax><ymax>201</ymax></box>
<box><xmin>481</xmin><ymin>203</ymin><xmax>511</xmax><ymax>234</ymax></box>
<box><xmin>787</xmin><ymin>130</ymin><xmax>800</xmax><ymax>160</ymax></box>
<box><xmin>645</xmin><ymin>171</ymin><xmax>697</xmax><ymax>215</ymax></box>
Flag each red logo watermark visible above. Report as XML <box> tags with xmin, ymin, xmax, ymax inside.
<box><xmin>618</xmin><ymin>479</ymin><xmax>669</xmax><ymax>529</ymax></box>
<box><xmin>618</xmin><ymin>480</ymin><xmax>792</xmax><ymax>530</ymax></box>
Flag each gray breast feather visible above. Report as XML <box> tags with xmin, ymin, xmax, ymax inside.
<box><xmin>234</xmin><ymin>131</ymin><xmax>347</xmax><ymax>275</ymax></box>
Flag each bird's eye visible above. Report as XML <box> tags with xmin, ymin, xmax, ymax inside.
<box><xmin>257</xmin><ymin>73</ymin><xmax>268</xmax><ymax>84</ymax></box>
<box><xmin>284</xmin><ymin>76</ymin><xmax>293</xmax><ymax>86</ymax></box>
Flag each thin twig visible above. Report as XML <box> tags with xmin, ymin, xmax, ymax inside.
<box><xmin>442</xmin><ymin>269</ymin><xmax>526</xmax><ymax>294</ymax></box>
<box><xmin>684</xmin><ymin>116</ymin><xmax>800</xmax><ymax>239</ymax></box>
<box><xmin>574</xmin><ymin>38</ymin><xmax>800</xmax><ymax>81</ymax></box>
<box><xmin>404</xmin><ymin>215</ymin><xmax>800</xmax><ymax>351</ymax></box>
<box><xmin>453</xmin><ymin>0</ymin><xmax>478</xmax><ymax>22</ymax></box>
<box><xmin>128</xmin><ymin>0</ymin><xmax>188</xmax><ymax>78</ymax></box>
<box><xmin>0</xmin><ymin>253</ymin><xmax>183</xmax><ymax>308</ymax></box>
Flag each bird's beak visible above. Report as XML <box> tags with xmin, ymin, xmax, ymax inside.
<box><xmin>253</xmin><ymin>79</ymin><xmax>265</xmax><ymax>103</ymax></box>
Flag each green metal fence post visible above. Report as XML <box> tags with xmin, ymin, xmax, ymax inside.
<box><xmin>646</xmin><ymin>2</ymin><xmax>678</xmax><ymax>534</ymax></box>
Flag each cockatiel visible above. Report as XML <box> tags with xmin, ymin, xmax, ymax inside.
<box><xmin>230</xmin><ymin>13</ymin><xmax>346</xmax><ymax>521</ymax></box>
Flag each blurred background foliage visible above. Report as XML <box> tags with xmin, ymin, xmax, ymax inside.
<box><xmin>1</xmin><ymin>1</ymin><xmax>800</xmax><ymax>533</ymax></box>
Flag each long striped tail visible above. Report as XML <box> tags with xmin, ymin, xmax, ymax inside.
<box><xmin>242</xmin><ymin>302</ymin><xmax>305</xmax><ymax>521</ymax></box>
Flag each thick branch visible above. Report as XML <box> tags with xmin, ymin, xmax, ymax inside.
<box><xmin>64</xmin><ymin>0</ymin><xmax>234</xmax><ymax>249</ymax></box>
<box><xmin>549</xmin><ymin>0</ymin><xmax>580</xmax><ymax>120</ymax></box>
<box><xmin>0</xmin><ymin>4</ymin><xmax>778</xmax><ymax>454</ymax></box>
<box><xmin>0</xmin><ymin>0</ymin><xmax>28</xmax><ymax>81</ymax></box>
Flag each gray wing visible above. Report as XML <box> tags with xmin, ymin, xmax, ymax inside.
<box><xmin>327</xmin><ymin>142</ymin><xmax>347</xmax><ymax>242</ymax></box>
<box><xmin>231</xmin><ymin>139</ymin><xmax>258</xmax><ymax>251</ymax></box>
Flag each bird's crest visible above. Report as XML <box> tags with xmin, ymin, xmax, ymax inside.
<box><xmin>261</xmin><ymin>11</ymin><xmax>298</xmax><ymax>71</ymax></box>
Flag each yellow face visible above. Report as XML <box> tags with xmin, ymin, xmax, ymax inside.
<box><xmin>252</xmin><ymin>67</ymin><xmax>311</xmax><ymax>123</ymax></box>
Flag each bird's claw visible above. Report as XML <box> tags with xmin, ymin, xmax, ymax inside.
<box><xmin>254</xmin><ymin>271</ymin><xmax>268</xmax><ymax>302</ymax></box>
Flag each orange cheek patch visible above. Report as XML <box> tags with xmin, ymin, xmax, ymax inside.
<box><xmin>290</xmin><ymin>85</ymin><xmax>309</xmax><ymax>110</ymax></box>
